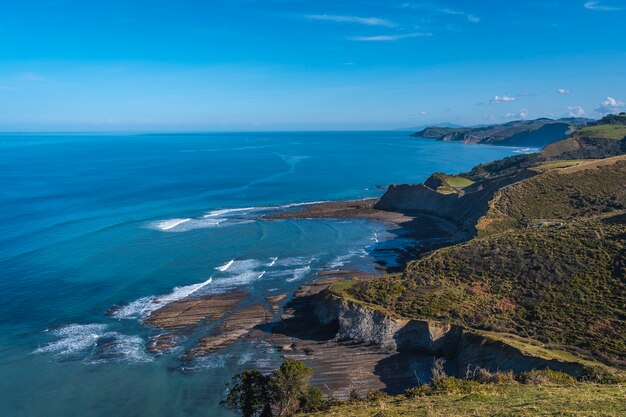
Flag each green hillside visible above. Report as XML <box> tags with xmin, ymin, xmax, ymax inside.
<box><xmin>300</xmin><ymin>382</ymin><xmax>626</xmax><ymax>417</ymax></box>
<box><xmin>351</xmin><ymin>157</ymin><xmax>626</xmax><ymax>367</ymax></box>
<box><xmin>411</xmin><ymin>118</ymin><xmax>587</xmax><ymax>147</ymax></box>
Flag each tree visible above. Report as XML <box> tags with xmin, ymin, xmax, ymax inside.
<box><xmin>269</xmin><ymin>359</ymin><xmax>313</xmax><ymax>417</ymax></box>
<box><xmin>220</xmin><ymin>370</ymin><xmax>272</xmax><ymax>417</ymax></box>
<box><xmin>299</xmin><ymin>387</ymin><xmax>327</xmax><ymax>413</ymax></box>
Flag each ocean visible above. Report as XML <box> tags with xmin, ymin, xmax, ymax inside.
<box><xmin>0</xmin><ymin>131</ymin><xmax>518</xmax><ymax>417</ymax></box>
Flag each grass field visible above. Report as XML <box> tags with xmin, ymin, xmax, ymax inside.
<box><xmin>578</xmin><ymin>124</ymin><xmax>626</xmax><ymax>140</ymax></box>
<box><xmin>530</xmin><ymin>159</ymin><xmax>590</xmax><ymax>172</ymax></box>
<box><xmin>436</xmin><ymin>175</ymin><xmax>475</xmax><ymax>194</ymax></box>
<box><xmin>300</xmin><ymin>383</ymin><xmax>626</xmax><ymax>417</ymax></box>
<box><xmin>446</xmin><ymin>176</ymin><xmax>475</xmax><ymax>188</ymax></box>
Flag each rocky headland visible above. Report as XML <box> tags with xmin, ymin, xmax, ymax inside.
<box><xmin>133</xmin><ymin>114</ymin><xmax>625</xmax><ymax>398</ymax></box>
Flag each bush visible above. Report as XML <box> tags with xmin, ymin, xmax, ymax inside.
<box><xmin>467</xmin><ymin>367</ymin><xmax>517</xmax><ymax>384</ymax></box>
<box><xmin>518</xmin><ymin>369</ymin><xmax>576</xmax><ymax>385</ymax></box>
<box><xmin>220</xmin><ymin>370</ymin><xmax>271</xmax><ymax>417</ymax></box>
<box><xmin>404</xmin><ymin>385</ymin><xmax>432</xmax><ymax>398</ymax></box>
<box><xmin>222</xmin><ymin>359</ymin><xmax>334</xmax><ymax>417</ymax></box>
<box><xmin>365</xmin><ymin>390</ymin><xmax>391</xmax><ymax>404</ymax></box>
<box><xmin>299</xmin><ymin>387</ymin><xmax>330</xmax><ymax>413</ymax></box>
<box><xmin>270</xmin><ymin>359</ymin><xmax>314</xmax><ymax>416</ymax></box>
<box><xmin>433</xmin><ymin>376</ymin><xmax>482</xmax><ymax>394</ymax></box>
<box><xmin>492</xmin><ymin>370</ymin><xmax>517</xmax><ymax>384</ymax></box>
<box><xmin>580</xmin><ymin>367</ymin><xmax>626</xmax><ymax>384</ymax></box>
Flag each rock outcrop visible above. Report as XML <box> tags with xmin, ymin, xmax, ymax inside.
<box><xmin>313</xmin><ymin>291</ymin><xmax>589</xmax><ymax>378</ymax></box>
<box><xmin>374</xmin><ymin>170</ymin><xmax>532</xmax><ymax>233</ymax></box>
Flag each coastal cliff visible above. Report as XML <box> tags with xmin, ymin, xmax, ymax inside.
<box><xmin>312</xmin><ymin>290</ymin><xmax>590</xmax><ymax>378</ymax></box>
<box><xmin>411</xmin><ymin>118</ymin><xmax>587</xmax><ymax>147</ymax></box>
<box><xmin>374</xmin><ymin>170</ymin><xmax>532</xmax><ymax>233</ymax></box>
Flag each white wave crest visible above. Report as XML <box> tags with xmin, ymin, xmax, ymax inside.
<box><xmin>112</xmin><ymin>277</ymin><xmax>213</xmax><ymax>320</ymax></box>
<box><xmin>275</xmin><ymin>256</ymin><xmax>315</xmax><ymax>267</ymax></box>
<box><xmin>149</xmin><ymin>200</ymin><xmax>332</xmax><ymax>233</ymax></box>
<box><xmin>154</xmin><ymin>218</ymin><xmax>191</xmax><ymax>231</ymax></box>
<box><xmin>216</xmin><ymin>259</ymin><xmax>235</xmax><ymax>272</ymax></box>
<box><xmin>286</xmin><ymin>266</ymin><xmax>311</xmax><ymax>282</ymax></box>
<box><xmin>34</xmin><ymin>323</ymin><xmax>152</xmax><ymax>363</ymax></box>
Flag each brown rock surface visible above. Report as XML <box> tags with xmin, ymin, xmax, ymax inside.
<box><xmin>263</xmin><ymin>199</ymin><xmax>414</xmax><ymax>224</ymax></box>
<box><xmin>144</xmin><ymin>292</ymin><xmax>247</xmax><ymax>330</ymax></box>
<box><xmin>185</xmin><ymin>304</ymin><xmax>273</xmax><ymax>358</ymax></box>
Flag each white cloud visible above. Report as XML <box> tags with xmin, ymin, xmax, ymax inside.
<box><xmin>567</xmin><ymin>106</ymin><xmax>586</xmax><ymax>117</ymax></box>
<box><xmin>306</xmin><ymin>14</ymin><xmax>397</xmax><ymax>27</ymax></box>
<box><xmin>584</xmin><ymin>1</ymin><xmax>622</xmax><ymax>11</ymax></box>
<box><xmin>348</xmin><ymin>32</ymin><xmax>432</xmax><ymax>42</ymax></box>
<box><xmin>505</xmin><ymin>109</ymin><xmax>529</xmax><ymax>118</ymax></box>
<box><xmin>437</xmin><ymin>8</ymin><xmax>481</xmax><ymax>23</ymax></box>
<box><xmin>490</xmin><ymin>95</ymin><xmax>516</xmax><ymax>104</ymax></box>
<box><xmin>557</xmin><ymin>88</ymin><xmax>571</xmax><ymax>95</ymax></box>
<box><xmin>402</xmin><ymin>3</ymin><xmax>480</xmax><ymax>23</ymax></box>
<box><xmin>595</xmin><ymin>96</ymin><xmax>625</xmax><ymax>113</ymax></box>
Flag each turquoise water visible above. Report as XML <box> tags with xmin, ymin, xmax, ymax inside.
<box><xmin>0</xmin><ymin>132</ymin><xmax>517</xmax><ymax>417</ymax></box>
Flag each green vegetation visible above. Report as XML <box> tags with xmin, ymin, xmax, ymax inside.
<box><xmin>578</xmin><ymin>124</ymin><xmax>626</xmax><ymax>140</ymax></box>
<box><xmin>351</xmin><ymin>215</ymin><xmax>626</xmax><ymax>366</ymax></box>
<box><xmin>529</xmin><ymin>159</ymin><xmax>591</xmax><ymax>172</ymax></box>
<box><xmin>478</xmin><ymin>159</ymin><xmax>626</xmax><ymax>236</ymax></box>
<box><xmin>300</xmin><ymin>360</ymin><xmax>625</xmax><ymax>417</ymax></box>
<box><xmin>354</xmin><ymin>158</ymin><xmax>626</xmax><ymax>364</ymax></box>
<box><xmin>412</xmin><ymin>118</ymin><xmax>583</xmax><ymax>148</ymax></box>
<box><xmin>222</xmin><ymin>360</ymin><xmax>334</xmax><ymax>417</ymax></box>
<box><xmin>300</xmin><ymin>383</ymin><xmax>626</xmax><ymax>416</ymax></box>
<box><xmin>424</xmin><ymin>172</ymin><xmax>475</xmax><ymax>194</ymax></box>
<box><xmin>445</xmin><ymin>176</ymin><xmax>475</xmax><ymax>188</ymax></box>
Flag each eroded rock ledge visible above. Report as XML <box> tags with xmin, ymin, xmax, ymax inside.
<box><xmin>313</xmin><ymin>290</ymin><xmax>589</xmax><ymax>378</ymax></box>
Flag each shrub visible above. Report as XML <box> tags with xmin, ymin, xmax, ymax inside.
<box><xmin>220</xmin><ymin>370</ymin><xmax>271</xmax><ymax>417</ymax></box>
<box><xmin>431</xmin><ymin>358</ymin><xmax>447</xmax><ymax>385</ymax></box>
<box><xmin>270</xmin><ymin>359</ymin><xmax>314</xmax><ymax>416</ymax></box>
<box><xmin>518</xmin><ymin>369</ymin><xmax>576</xmax><ymax>385</ymax></box>
<box><xmin>223</xmin><ymin>359</ymin><xmax>331</xmax><ymax>417</ymax></box>
<box><xmin>433</xmin><ymin>376</ymin><xmax>482</xmax><ymax>394</ymax></box>
<box><xmin>404</xmin><ymin>385</ymin><xmax>432</xmax><ymax>398</ymax></box>
<box><xmin>299</xmin><ymin>387</ymin><xmax>330</xmax><ymax>413</ymax></box>
<box><xmin>580</xmin><ymin>367</ymin><xmax>626</xmax><ymax>384</ymax></box>
<box><xmin>492</xmin><ymin>370</ymin><xmax>517</xmax><ymax>384</ymax></box>
<box><xmin>468</xmin><ymin>367</ymin><xmax>517</xmax><ymax>384</ymax></box>
<box><xmin>365</xmin><ymin>390</ymin><xmax>391</xmax><ymax>404</ymax></box>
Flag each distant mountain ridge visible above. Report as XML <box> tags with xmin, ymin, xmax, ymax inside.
<box><xmin>411</xmin><ymin>117</ymin><xmax>593</xmax><ymax>148</ymax></box>
<box><xmin>398</xmin><ymin>122</ymin><xmax>463</xmax><ymax>131</ymax></box>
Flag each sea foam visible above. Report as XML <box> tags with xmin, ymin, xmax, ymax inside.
<box><xmin>34</xmin><ymin>323</ymin><xmax>152</xmax><ymax>363</ymax></box>
<box><xmin>112</xmin><ymin>277</ymin><xmax>213</xmax><ymax>320</ymax></box>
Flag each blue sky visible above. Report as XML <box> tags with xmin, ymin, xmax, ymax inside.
<box><xmin>1</xmin><ymin>0</ymin><xmax>625</xmax><ymax>131</ymax></box>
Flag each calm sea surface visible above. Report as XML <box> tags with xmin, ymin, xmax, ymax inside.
<box><xmin>0</xmin><ymin>132</ymin><xmax>518</xmax><ymax>417</ymax></box>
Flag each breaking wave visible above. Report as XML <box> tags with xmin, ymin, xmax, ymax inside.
<box><xmin>111</xmin><ymin>277</ymin><xmax>213</xmax><ymax>320</ymax></box>
<box><xmin>34</xmin><ymin>323</ymin><xmax>152</xmax><ymax>364</ymax></box>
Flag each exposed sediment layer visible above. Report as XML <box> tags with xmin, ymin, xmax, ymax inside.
<box><xmin>313</xmin><ymin>291</ymin><xmax>590</xmax><ymax>378</ymax></box>
<box><xmin>144</xmin><ymin>292</ymin><xmax>247</xmax><ymax>330</ymax></box>
<box><xmin>263</xmin><ymin>199</ymin><xmax>414</xmax><ymax>224</ymax></box>
<box><xmin>375</xmin><ymin>170</ymin><xmax>534</xmax><ymax>233</ymax></box>
<box><xmin>185</xmin><ymin>304</ymin><xmax>273</xmax><ymax>358</ymax></box>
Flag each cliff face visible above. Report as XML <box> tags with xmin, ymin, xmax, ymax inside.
<box><xmin>314</xmin><ymin>291</ymin><xmax>588</xmax><ymax>378</ymax></box>
<box><xmin>374</xmin><ymin>170</ymin><xmax>532</xmax><ymax>233</ymax></box>
<box><xmin>412</xmin><ymin>118</ymin><xmax>583</xmax><ymax>147</ymax></box>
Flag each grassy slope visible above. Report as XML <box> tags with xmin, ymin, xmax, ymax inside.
<box><xmin>301</xmin><ymin>383</ymin><xmax>626</xmax><ymax>417</ymax></box>
<box><xmin>578</xmin><ymin>124</ymin><xmax>626</xmax><ymax>140</ymax></box>
<box><xmin>529</xmin><ymin>159</ymin><xmax>591</xmax><ymax>172</ymax></box>
<box><xmin>352</xmin><ymin>160</ymin><xmax>626</xmax><ymax>366</ymax></box>
<box><xmin>479</xmin><ymin>158</ymin><xmax>626</xmax><ymax>235</ymax></box>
